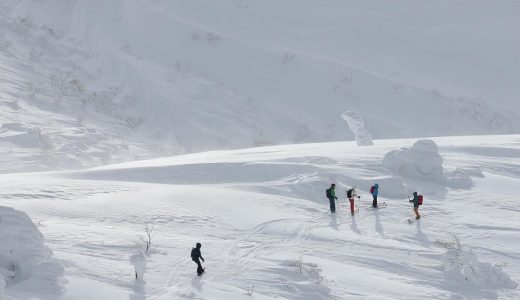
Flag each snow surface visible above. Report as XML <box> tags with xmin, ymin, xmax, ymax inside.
<box><xmin>1</xmin><ymin>135</ymin><xmax>519</xmax><ymax>299</ymax></box>
<box><xmin>1</xmin><ymin>1</ymin><xmax>520</xmax><ymax>172</ymax></box>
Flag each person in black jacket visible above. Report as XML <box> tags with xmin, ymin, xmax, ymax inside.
<box><xmin>191</xmin><ymin>242</ymin><xmax>205</xmax><ymax>275</ymax></box>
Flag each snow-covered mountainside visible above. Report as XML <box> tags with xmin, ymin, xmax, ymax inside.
<box><xmin>1</xmin><ymin>0</ymin><xmax>519</xmax><ymax>172</ymax></box>
<box><xmin>1</xmin><ymin>135</ymin><xmax>519</xmax><ymax>299</ymax></box>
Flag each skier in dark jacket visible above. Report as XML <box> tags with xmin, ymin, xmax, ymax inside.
<box><xmin>327</xmin><ymin>183</ymin><xmax>338</xmax><ymax>213</ymax></box>
<box><xmin>191</xmin><ymin>242</ymin><xmax>205</xmax><ymax>275</ymax></box>
<box><xmin>409</xmin><ymin>192</ymin><xmax>420</xmax><ymax>220</ymax></box>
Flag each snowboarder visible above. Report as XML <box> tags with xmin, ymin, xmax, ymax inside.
<box><xmin>370</xmin><ymin>183</ymin><xmax>379</xmax><ymax>208</ymax></box>
<box><xmin>191</xmin><ymin>242</ymin><xmax>205</xmax><ymax>275</ymax></box>
<box><xmin>326</xmin><ymin>183</ymin><xmax>338</xmax><ymax>213</ymax></box>
<box><xmin>409</xmin><ymin>192</ymin><xmax>421</xmax><ymax>220</ymax></box>
<box><xmin>347</xmin><ymin>187</ymin><xmax>358</xmax><ymax>215</ymax></box>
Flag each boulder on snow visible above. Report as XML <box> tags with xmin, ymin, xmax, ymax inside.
<box><xmin>341</xmin><ymin>110</ymin><xmax>374</xmax><ymax>146</ymax></box>
<box><xmin>0</xmin><ymin>206</ymin><xmax>63</xmax><ymax>296</ymax></box>
<box><xmin>382</xmin><ymin>139</ymin><xmax>473</xmax><ymax>189</ymax></box>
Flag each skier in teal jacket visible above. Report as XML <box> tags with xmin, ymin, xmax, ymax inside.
<box><xmin>409</xmin><ymin>192</ymin><xmax>420</xmax><ymax>220</ymax></box>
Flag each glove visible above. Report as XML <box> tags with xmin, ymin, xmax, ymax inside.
<box><xmin>335</xmin><ymin>197</ymin><xmax>338</xmax><ymax>200</ymax></box>
<box><xmin>201</xmin><ymin>258</ymin><xmax>205</xmax><ymax>262</ymax></box>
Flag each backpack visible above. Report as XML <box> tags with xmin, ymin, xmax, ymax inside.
<box><xmin>347</xmin><ymin>189</ymin><xmax>353</xmax><ymax>198</ymax></box>
<box><xmin>418</xmin><ymin>195</ymin><xmax>423</xmax><ymax>205</ymax></box>
<box><xmin>326</xmin><ymin>188</ymin><xmax>332</xmax><ymax>198</ymax></box>
<box><xmin>370</xmin><ymin>186</ymin><xmax>375</xmax><ymax>193</ymax></box>
<box><xmin>191</xmin><ymin>248</ymin><xmax>197</xmax><ymax>259</ymax></box>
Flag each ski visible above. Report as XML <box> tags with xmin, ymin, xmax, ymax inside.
<box><xmin>367</xmin><ymin>202</ymin><xmax>386</xmax><ymax>210</ymax></box>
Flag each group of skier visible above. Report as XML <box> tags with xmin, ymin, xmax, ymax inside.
<box><xmin>190</xmin><ymin>184</ymin><xmax>422</xmax><ymax>276</ymax></box>
<box><xmin>326</xmin><ymin>183</ymin><xmax>422</xmax><ymax>219</ymax></box>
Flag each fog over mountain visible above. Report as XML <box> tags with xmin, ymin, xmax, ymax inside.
<box><xmin>1</xmin><ymin>0</ymin><xmax>519</xmax><ymax>172</ymax></box>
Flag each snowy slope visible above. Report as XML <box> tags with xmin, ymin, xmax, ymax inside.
<box><xmin>1</xmin><ymin>135</ymin><xmax>519</xmax><ymax>299</ymax></box>
<box><xmin>1</xmin><ymin>0</ymin><xmax>519</xmax><ymax>172</ymax></box>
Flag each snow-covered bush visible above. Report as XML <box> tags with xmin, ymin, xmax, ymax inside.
<box><xmin>382</xmin><ymin>139</ymin><xmax>473</xmax><ymax>189</ymax></box>
<box><xmin>341</xmin><ymin>110</ymin><xmax>374</xmax><ymax>146</ymax></box>
<box><xmin>442</xmin><ymin>237</ymin><xmax>517</xmax><ymax>290</ymax></box>
<box><xmin>130</xmin><ymin>252</ymin><xmax>147</xmax><ymax>281</ymax></box>
<box><xmin>279</xmin><ymin>52</ymin><xmax>295</xmax><ymax>64</ymax></box>
<box><xmin>0</xmin><ymin>206</ymin><xmax>63</xmax><ymax>295</ymax></box>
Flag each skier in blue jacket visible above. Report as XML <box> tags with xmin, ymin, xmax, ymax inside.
<box><xmin>370</xmin><ymin>183</ymin><xmax>379</xmax><ymax>208</ymax></box>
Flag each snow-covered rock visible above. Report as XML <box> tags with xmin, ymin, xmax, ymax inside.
<box><xmin>382</xmin><ymin>139</ymin><xmax>444</xmax><ymax>180</ymax></box>
<box><xmin>341</xmin><ymin>110</ymin><xmax>374</xmax><ymax>146</ymax></box>
<box><xmin>0</xmin><ymin>206</ymin><xmax>63</xmax><ymax>296</ymax></box>
<box><xmin>382</xmin><ymin>139</ymin><xmax>473</xmax><ymax>189</ymax></box>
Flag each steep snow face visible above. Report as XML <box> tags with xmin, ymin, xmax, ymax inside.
<box><xmin>0</xmin><ymin>206</ymin><xmax>64</xmax><ymax>298</ymax></box>
<box><xmin>0</xmin><ymin>0</ymin><xmax>519</xmax><ymax>172</ymax></box>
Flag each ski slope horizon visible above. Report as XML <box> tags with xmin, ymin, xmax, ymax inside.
<box><xmin>1</xmin><ymin>0</ymin><xmax>520</xmax><ymax>173</ymax></box>
<box><xmin>1</xmin><ymin>135</ymin><xmax>519</xmax><ymax>299</ymax></box>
